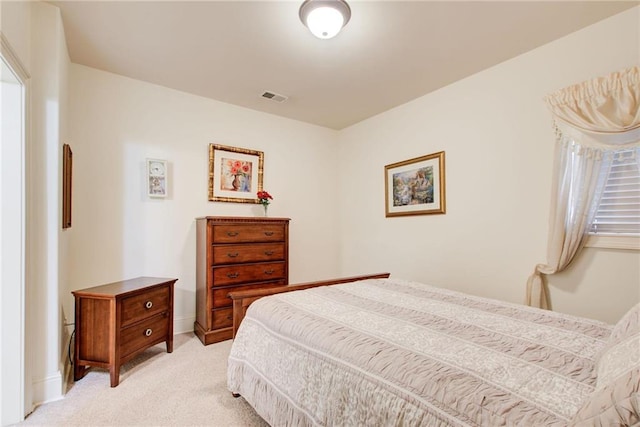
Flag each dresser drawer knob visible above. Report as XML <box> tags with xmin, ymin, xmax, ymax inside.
<box><xmin>227</xmin><ymin>252</ymin><xmax>239</xmax><ymax>258</ymax></box>
<box><xmin>145</xmin><ymin>328</ymin><xmax>153</xmax><ymax>337</ymax></box>
<box><xmin>264</xmin><ymin>231</ymin><xmax>274</xmax><ymax>236</ymax></box>
<box><xmin>227</xmin><ymin>272</ymin><xmax>239</xmax><ymax>279</ymax></box>
<box><xmin>145</xmin><ymin>301</ymin><xmax>153</xmax><ymax>309</ymax></box>
<box><xmin>264</xmin><ymin>251</ymin><xmax>274</xmax><ymax>256</ymax></box>
<box><xmin>264</xmin><ymin>269</ymin><xmax>275</xmax><ymax>275</ymax></box>
<box><xmin>226</xmin><ymin>231</ymin><xmax>239</xmax><ymax>237</ymax></box>
<box><xmin>227</xmin><ymin>315</ymin><xmax>232</xmax><ymax>320</ymax></box>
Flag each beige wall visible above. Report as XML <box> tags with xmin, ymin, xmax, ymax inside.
<box><xmin>29</xmin><ymin>0</ymin><xmax>70</xmax><ymax>406</ymax></box>
<box><xmin>66</xmin><ymin>65</ymin><xmax>342</xmax><ymax>335</ymax></box>
<box><xmin>1</xmin><ymin>1</ymin><xmax>31</xmax><ymax>70</ymax></box>
<box><xmin>2</xmin><ymin>0</ymin><xmax>71</xmax><ymax>411</ymax></box>
<box><xmin>336</xmin><ymin>7</ymin><xmax>640</xmax><ymax>324</ymax></box>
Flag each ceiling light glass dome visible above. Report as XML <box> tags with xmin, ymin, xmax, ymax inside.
<box><xmin>299</xmin><ymin>0</ymin><xmax>351</xmax><ymax>39</ymax></box>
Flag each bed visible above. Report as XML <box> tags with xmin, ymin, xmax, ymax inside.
<box><xmin>227</xmin><ymin>275</ymin><xmax>640</xmax><ymax>426</ymax></box>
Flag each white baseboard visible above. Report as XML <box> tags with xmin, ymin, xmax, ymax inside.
<box><xmin>32</xmin><ymin>370</ymin><xmax>63</xmax><ymax>406</ymax></box>
<box><xmin>174</xmin><ymin>314</ymin><xmax>195</xmax><ymax>335</ymax></box>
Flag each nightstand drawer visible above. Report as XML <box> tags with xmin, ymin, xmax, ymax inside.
<box><xmin>120</xmin><ymin>313</ymin><xmax>169</xmax><ymax>359</ymax></box>
<box><xmin>212</xmin><ymin>224</ymin><xmax>285</xmax><ymax>243</ymax></box>
<box><xmin>212</xmin><ymin>282</ymin><xmax>284</xmax><ymax>308</ymax></box>
<box><xmin>212</xmin><ymin>262</ymin><xmax>285</xmax><ymax>286</ymax></box>
<box><xmin>121</xmin><ymin>286</ymin><xmax>170</xmax><ymax>327</ymax></box>
<box><xmin>212</xmin><ymin>243</ymin><xmax>285</xmax><ymax>265</ymax></box>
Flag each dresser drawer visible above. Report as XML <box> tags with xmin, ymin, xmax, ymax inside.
<box><xmin>121</xmin><ymin>286</ymin><xmax>170</xmax><ymax>327</ymax></box>
<box><xmin>212</xmin><ymin>281</ymin><xmax>285</xmax><ymax>308</ymax></box>
<box><xmin>212</xmin><ymin>224</ymin><xmax>285</xmax><ymax>243</ymax></box>
<box><xmin>212</xmin><ymin>243</ymin><xmax>285</xmax><ymax>265</ymax></box>
<box><xmin>211</xmin><ymin>307</ymin><xmax>233</xmax><ymax>329</ymax></box>
<box><xmin>212</xmin><ymin>262</ymin><xmax>285</xmax><ymax>286</ymax></box>
<box><xmin>120</xmin><ymin>313</ymin><xmax>169</xmax><ymax>359</ymax></box>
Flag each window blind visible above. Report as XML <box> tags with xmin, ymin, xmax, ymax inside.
<box><xmin>590</xmin><ymin>150</ymin><xmax>640</xmax><ymax>235</ymax></box>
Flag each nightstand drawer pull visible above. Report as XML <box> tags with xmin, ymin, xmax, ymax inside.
<box><xmin>145</xmin><ymin>301</ymin><xmax>153</xmax><ymax>309</ymax></box>
<box><xmin>264</xmin><ymin>231</ymin><xmax>274</xmax><ymax>236</ymax></box>
<box><xmin>145</xmin><ymin>328</ymin><xmax>153</xmax><ymax>337</ymax></box>
<box><xmin>264</xmin><ymin>251</ymin><xmax>274</xmax><ymax>256</ymax></box>
<box><xmin>226</xmin><ymin>231</ymin><xmax>239</xmax><ymax>237</ymax></box>
<box><xmin>227</xmin><ymin>252</ymin><xmax>239</xmax><ymax>258</ymax></box>
<box><xmin>264</xmin><ymin>269</ymin><xmax>275</xmax><ymax>275</ymax></box>
<box><xmin>227</xmin><ymin>272</ymin><xmax>239</xmax><ymax>279</ymax></box>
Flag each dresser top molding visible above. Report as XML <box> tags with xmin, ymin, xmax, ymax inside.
<box><xmin>196</xmin><ymin>216</ymin><xmax>290</xmax><ymax>222</ymax></box>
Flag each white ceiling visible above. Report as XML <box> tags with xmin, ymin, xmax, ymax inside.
<box><xmin>50</xmin><ymin>1</ymin><xmax>636</xmax><ymax>130</ymax></box>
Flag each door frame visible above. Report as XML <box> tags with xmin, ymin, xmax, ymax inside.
<box><xmin>1</xmin><ymin>32</ymin><xmax>30</xmax><ymax>424</ymax></box>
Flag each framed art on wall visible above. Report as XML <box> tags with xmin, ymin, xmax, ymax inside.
<box><xmin>385</xmin><ymin>151</ymin><xmax>446</xmax><ymax>217</ymax></box>
<box><xmin>147</xmin><ymin>158</ymin><xmax>168</xmax><ymax>198</ymax></box>
<box><xmin>208</xmin><ymin>144</ymin><xmax>264</xmax><ymax>203</ymax></box>
<box><xmin>62</xmin><ymin>143</ymin><xmax>73</xmax><ymax>228</ymax></box>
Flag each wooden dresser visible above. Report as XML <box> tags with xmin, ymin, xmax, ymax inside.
<box><xmin>73</xmin><ymin>277</ymin><xmax>177</xmax><ymax>387</ymax></box>
<box><xmin>195</xmin><ymin>216</ymin><xmax>289</xmax><ymax>345</ymax></box>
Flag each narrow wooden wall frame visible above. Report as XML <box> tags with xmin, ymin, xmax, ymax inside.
<box><xmin>62</xmin><ymin>144</ymin><xmax>72</xmax><ymax>229</ymax></box>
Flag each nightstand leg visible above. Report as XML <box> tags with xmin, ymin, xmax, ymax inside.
<box><xmin>109</xmin><ymin>365</ymin><xmax>120</xmax><ymax>387</ymax></box>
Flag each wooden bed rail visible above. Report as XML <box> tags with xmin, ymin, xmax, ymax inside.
<box><xmin>228</xmin><ymin>272</ymin><xmax>391</xmax><ymax>338</ymax></box>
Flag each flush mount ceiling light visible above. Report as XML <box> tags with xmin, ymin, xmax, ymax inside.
<box><xmin>299</xmin><ymin>0</ymin><xmax>351</xmax><ymax>39</ymax></box>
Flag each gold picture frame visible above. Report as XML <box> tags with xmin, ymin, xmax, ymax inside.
<box><xmin>385</xmin><ymin>151</ymin><xmax>446</xmax><ymax>217</ymax></box>
<box><xmin>208</xmin><ymin>144</ymin><xmax>264</xmax><ymax>203</ymax></box>
<box><xmin>62</xmin><ymin>143</ymin><xmax>73</xmax><ymax>228</ymax></box>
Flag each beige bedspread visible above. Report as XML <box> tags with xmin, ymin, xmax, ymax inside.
<box><xmin>227</xmin><ymin>278</ymin><xmax>611</xmax><ymax>426</ymax></box>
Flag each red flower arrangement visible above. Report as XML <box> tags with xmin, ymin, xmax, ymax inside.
<box><xmin>257</xmin><ymin>191</ymin><xmax>273</xmax><ymax>206</ymax></box>
<box><xmin>257</xmin><ymin>190</ymin><xmax>273</xmax><ymax>216</ymax></box>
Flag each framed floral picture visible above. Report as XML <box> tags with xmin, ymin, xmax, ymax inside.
<box><xmin>147</xmin><ymin>158</ymin><xmax>168</xmax><ymax>198</ymax></box>
<box><xmin>208</xmin><ymin>144</ymin><xmax>264</xmax><ymax>203</ymax></box>
<box><xmin>384</xmin><ymin>151</ymin><xmax>446</xmax><ymax>217</ymax></box>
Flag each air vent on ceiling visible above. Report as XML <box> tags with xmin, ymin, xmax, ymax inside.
<box><xmin>261</xmin><ymin>91</ymin><xmax>288</xmax><ymax>103</ymax></box>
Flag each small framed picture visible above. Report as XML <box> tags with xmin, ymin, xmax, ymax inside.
<box><xmin>208</xmin><ymin>144</ymin><xmax>264</xmax><ymax>203</ymax></box>
<box><xmin>147</xmin><ymin>159</ymin><xmax>168</xmax><ymax>198</ymax></box>
<box><xmin>385</xmin><ymin>151</ymin><xmax>446</xmax><ymax>217</ymax></box>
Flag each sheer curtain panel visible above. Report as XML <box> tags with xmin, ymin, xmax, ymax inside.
<box><xmin>527</xmin><ymin>66</ymin><xmax>640</xmax><ymax>309</ymax></box>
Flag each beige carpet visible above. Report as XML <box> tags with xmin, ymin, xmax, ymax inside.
<box><xmin>19</xmin><ymin>333</ymin><xmax>268</xmax><ymax>426</ymax></box>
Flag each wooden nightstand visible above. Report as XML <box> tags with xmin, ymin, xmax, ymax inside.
<box><xmin>72</xmin><ymin>277</ymin><xmax>177</xmax><ymax>387</ymax></box>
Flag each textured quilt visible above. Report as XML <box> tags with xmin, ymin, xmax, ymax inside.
<box><xmin>227</xmin><ymin>278</ymin><xmax>612</xmax><ymax>426</ymax></box>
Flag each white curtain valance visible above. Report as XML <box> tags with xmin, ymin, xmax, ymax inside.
<box><xmin>545</xmin><ymin>66</ymin><xmax>640</xmax><ymax>139</ymax></box>
<box><xmin>555</xmin><ymin>121</ymin><xmax>640</xmax><ymax>148</ymax></box>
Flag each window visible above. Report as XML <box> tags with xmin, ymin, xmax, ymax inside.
<box><xmin>587</xmin><ymin>148</ymin><xmax>640</xmax><ymax>249</ymax></box>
